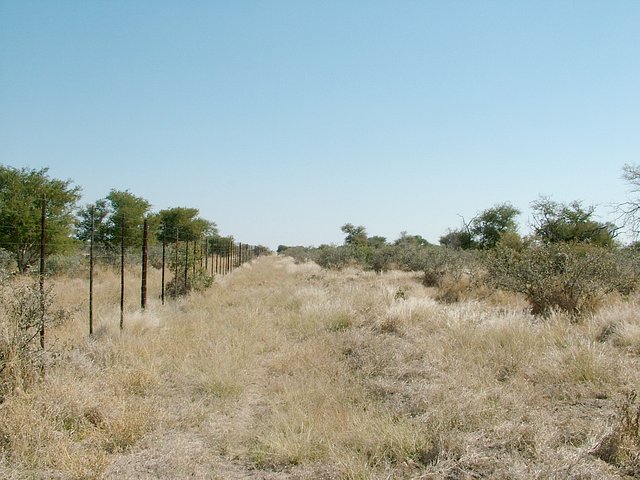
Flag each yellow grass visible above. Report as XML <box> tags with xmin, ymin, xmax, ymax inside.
<box><xmin>0</xmin><ymin>256</ymin><xmax>639</xmax><ymax>478</ymax></box>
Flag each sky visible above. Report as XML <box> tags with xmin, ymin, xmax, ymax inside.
<box><xmin>1</xmin><ymin>1</ymin><xmax>639</xmax><ymax>249</ymax></box>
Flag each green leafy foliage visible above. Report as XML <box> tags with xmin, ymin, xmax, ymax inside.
<box><xmin>76</xmin><ymin>189</ymin><xmax>152</xmax><ymax>250</ymax></box>
<box><xmin>317</xmin><ymin>245</ymin><xmax>360</xmax><ymax>270</ymax></box>
<box><xmin>156</xmin><ymin>207</ymin><xmax>216</xmax><ymax>243</ymax></box>
<box><xmin>0</xmin><ymin>248</ymin><xmax>15</xmax><ymax>277</ymax></box>
<box><xmin>470</xmin><ymin>203</ymin><xmax>520</xmax><ymax>249</ymax></box>
<box><xmin>440</xmin><ymin>203</ymin><xmax>520</xmax><ymax>250</ymax></box>
<box><xmin>531</xmin><ymin>197</ymin><xmax>616</xmax><ymax>247</ymax></box>
<box><xmin>341</xmin><ymin>224</ymin><xmax>368</xmax><ymax>247</ymax></box>
<box><xmin>166</xmin><ymin>267</ymin><xmax>213</xmax><ymax>297</ymax></box>
<box><xmin>0</xmin><ymin>166</ymin><xmax>81</xmax><ymax>273</ymax></box>
<box><xmin>394</xmin><ymin>232</ymin><xmax>430</xmax><ymax>247</ymax></box>
<box><xmin>439</xmin><ymin>229</ymin><xmax>474</xmax><ymax>250</ymax></box>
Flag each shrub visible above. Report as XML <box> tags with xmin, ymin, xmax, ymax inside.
<box><xmin>279</xmin><ymin>246</ymin><xmax>321</xmax><ymax>265</ymax></box>
<box><xmin>148</xmin><ymin>244</ymin><xmax>165</xmax><ymax>270</ymax></box>
<box><xmin>45</xmin><ymin>254</ymin><xmax>87</xmax><ymax>276</ymax></box>
<box><xmin>486</xmin><ymin>242</ymin><xmax>630</xmax><ymax>317</ymax></box>
<box><xmin>612</xmin><ymin>246</ymin><xmax>640</xmax><ymax>295</ymax></box>
<box><xmin>0</xmin><ymin>248</ymin><xmax>15</xmax><ymax>276</ymax></box>
<box><xmin>416</xmin><ymin>247</ymin><xmax>477</xmax><ymax>289</ymax></box>
<box><xmin>0</xmin><ymin>281</ymin><xmax>66</xmax><ymax>399</ymax></box>
<box><xmin>315</xmin><ymin>245</ymin><xmax>359</xmax><ymax>270</ymax></box>
<box><xmin>369</xmin><ymin>245</ymin><xmax>400</xmax><ymax>273</ymax></box>
<box><xmin>361</xmin><ymin>243</ymin><xmax>425</xmax><ymax>273</ymax></box>
<box><xmin>166</xmin><ymin>268</ymin><xmax>213</xmax><ymax>298</ymax></box>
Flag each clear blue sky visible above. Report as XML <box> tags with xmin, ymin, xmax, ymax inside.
<box><xmin>1</xmin><ymin>1</ymin><xmax>639</xmax><ymax>248</ymax></box>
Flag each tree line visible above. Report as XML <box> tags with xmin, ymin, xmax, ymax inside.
<box><xmin>279</xmin><ymin>164</ymin><xmax>640</xmax><ymax>317</ymax></box>
<box><xmin>0</xmin><ymin>165</ymin><xmax>257</xmax><ymax>274</ymax></box>
<box><xmin>282</xmin><ymin>163</ymin><xmax>640</xmax><ymax>254</ymax></box>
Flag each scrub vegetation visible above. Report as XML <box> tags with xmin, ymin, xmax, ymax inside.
<box><xmin>0</xmin><ymin>256</ymin><xmax>639</xmax><ymax>479</ymax></box>
<box><xmin>1</xmin><ymin>163</ymin><xmax>640</xmax><ymax>478</ymax></box>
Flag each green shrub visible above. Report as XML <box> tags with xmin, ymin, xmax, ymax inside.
<box><xmin>166</xmin><ymin>268</ymin><xmax>213</xmax><ymax>298</ymax></box>
<box><xmin>369</xmin><ymin>245</ymin><xmax>399</xmax><ymax>273</ymax></box>
<box><xmin>279</xmin><ymin>246</ymin><xmax>321</xmax><ymax>265</ymax></box>
<box><xmin>0</xmin><ymin>248</ymin><xmax>15</xmax><ymax>277</ymax></box>
<box><xmin>486</xmin><ymin>242</ymin><xmax>631</xmax><ymax>317</ymax></box>
<box><xmin>148</xmin><ymin>244</ymin><xmax>165</xmax><ymax>270</ymax></box>
<box><xmin>45</xmin><ymin>254</ymin><xmax>87</xmax><ymax>276</ymax></box>
<box><xmin>316</xmin><ymin>245</ymin><xmax>359</xmax><ymax>270</ymax></box>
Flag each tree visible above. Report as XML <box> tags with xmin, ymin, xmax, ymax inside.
<box><xmin>531</xmin><ymin>197</ymin><xmax>615</xmax><ymax>247</ymax></box>
<box><xmin>76</xmin><ymin>189</ymin><xmax>152</xmax><ymax>250</ymax></box>
<box><xmin>0</xmin><ymin>166</ymin><xmax>81</xmax><ymax>272</ymax></box>
<box><xmin>341</xmin><ymin>223</ymin><xmax>368</xmax><ymax>246</ymax></box>
<box><xmin>367</xmin><ymin>236</ymin><xmax>388</xmax><ymax>248</ymax></box>
<box><xmin>107</xmin><ymin>190</ymin><xmax>152</xmax><ymax>248</ymax></box>
<box><xmin>470</xmin><ymin>203</ymin><xmax>520</xmax><ymax>249</ymax></box>
<box><xmin>156</xmin><ymin>207</ymin><xmax>216</xmax><ymax>242</ymax></box>
<box><xmin>440</xmin><ymin>203</ymin><xmax>520</xmax><ymax>250</ymax></box>
<box><xmin>439</xmin><ymin>228</ymin><xmax>474</xmax><ymax>250</ymax></box>
<box><xmin>75</xmin><ymin>198</ymin><xmax>110</xmax><ymax>246</ymax></box>
<box><xmin>394</xmin><ymin>231</ymin><xmax>430</xmax><ymax>247</ymax></box>
<box><xmin>619</xmin><ymin>163</ymin><xmax>640</xmax><ymax>238</ymax></box>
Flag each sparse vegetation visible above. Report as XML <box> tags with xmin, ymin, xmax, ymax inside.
<box><xmin>1</xmin><ymin>162</ymin><xmax>639</xmax><ymax>478</ymax></box>
<box><xmin>0</xmin><ymin>256</ymin><xmax>638</xmax><ymax>478</ymax></box>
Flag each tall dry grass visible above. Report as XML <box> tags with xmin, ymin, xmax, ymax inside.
<box><xmin>0</xmin><ymin>256</ymin><xmax>638</xmax><ymax>478</ymax></box>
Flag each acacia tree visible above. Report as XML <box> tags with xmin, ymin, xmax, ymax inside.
<box><xmin>156</xmin><ymin>207</ymin><xmax>217</xmax><ymax>295</ymax></box>
<box><xmin>76</xmin><ymin>189</ymin><xmax>152</xmax><ymax>250</ymax></box>
<box><xmin>439</xmin><ymin>228</ymin><xmax>474</xmax><ymax>250</ymax></box>
<box><xmin>620</xmin><ymin>164</ymin><xmax>640</xmax><ymax>238</ymax></box>
<box><xmin>341</xmin><ymin>223</ymin><xmax>368</xmax><ymax>246</ymax></box>
<box><xmin>155</xmin><ymin>207</ymin><xmax>216</xmax><ymax>243</ymax></box>
<box><xmin>471</xmin><ymin>203</ymin><xmax>520</xmax><ymax>249</ymax></box>
<box><xmin>440</xmin><ymin>203</ymin><xmax>520</xmax><ymax>250</ymax></box>
<box><xmin>394</xmin><ymin>231</ymin><xmax>430</xmax><ymax>247</ymax></box>
<box><xmin>0</xmin><ymin>166</ymin><xmax>81</xmax><ymax>272</ymax></box>
<box><xmin>75</xmin><ymin>198</ymin><xmax>110</xmax><ymax>247</ymax></box>
<box><xmin>367</xmin><ymin>236</ymin><xmax>387</xmax><ymax>248</ymax></box>
<box><xmin>531</xmin><ymin>197</ymin><xmax>616</xmax><ymax>247</ymax></box>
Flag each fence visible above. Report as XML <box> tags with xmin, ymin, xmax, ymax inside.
<box><xmin>86</xmin><ymin>224</ymin><xmax>264</xmax><ymax>335</ymax></box>
<box><xmin>5</xmin><ymin>194</ymin><xmax>267</xmax><ymax>347</ymax></box>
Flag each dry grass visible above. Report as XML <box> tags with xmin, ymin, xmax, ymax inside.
<box><xmin>0</xmin><ymin>256</ymin><xmax>639</xmax><ymax>478</ymax></box>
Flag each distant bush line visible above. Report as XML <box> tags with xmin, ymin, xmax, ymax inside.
<box><xmin>278</xmin><ymin>220</ymin><xmax>640</xmax><ymax>319</ymax></box>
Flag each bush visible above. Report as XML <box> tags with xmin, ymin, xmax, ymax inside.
<box><xmin>369</xmin><ymin>245</ymin><xmax>399</xmax><ymax>273</ymax></box>
<box><xmin>0</xmin><ymin>281</ymin><xmax>66</xmax><ymax>399</ymax></box>
<box><xmin>166</xmin><ymin>268</ymin><xmax>213</xmax><ymax>298</ymax></box>
<box><xmin>486</xmin><ymin>242</ymin><xmax>631</xmax><ymax>317</ymax></box>
<box><xmin>418</xmin><ymin>248</ymin><xmax>472</xmax><ymax>287</ymax></box>
<box><xmin>148</xmin><ymin>244</ymin><xmax>165</xmax><ymax>270</ymax></box>
<box><xmin>613</xmin><ymin>246</ymin><xmax>640</xmax><ymax>295</ymax></box>
<box><xmin>316</xmin><ymin>245</ymin><xmax>360</xmax><ymax>270</ymax></box>
<box><xmin>0</xmin><ymin>248</ymin><xmax>15</xmax><ymax>277</ymax></box>
<box><xmin>45</xmin><ymin>254</ymin><xmax>87</xmax><ymax>276</ymax></box>
<box><xmin>278</xmin><ymin>246</ymin><xmax>320</xmax><ymax>265</ymax></box>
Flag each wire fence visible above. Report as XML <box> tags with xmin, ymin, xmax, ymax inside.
<box><xmin>5</xmin><ymin>194</ymin><xmax>267</xmax><ymax>346</ymax></box>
